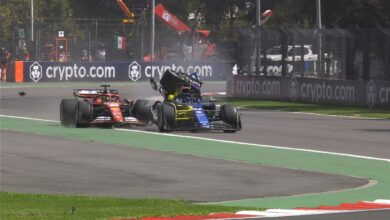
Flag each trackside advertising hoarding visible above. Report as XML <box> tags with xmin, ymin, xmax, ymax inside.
<box><xmin>15</xmin><ymin>61</ymin><xmax>232</xmax><ymax>83</ymax></box>
<box><xmin>227</xmin><ymin>75</ymin><xmax>390</xmax><ymax>108</ymax></box>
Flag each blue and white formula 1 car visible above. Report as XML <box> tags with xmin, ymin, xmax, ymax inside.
<box><xmin>148</xmin><ymin>70</ymin><xmax>242</xmax><ymax>132</ymax></box>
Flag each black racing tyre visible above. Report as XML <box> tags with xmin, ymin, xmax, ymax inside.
<box><xmin>221</xmin><ymin>104</ymin><xmax>239</xmax><ymax>133</ymax></box>
<box><xmin>60</xmin><ymin>99</ymin><xmax>77</xmax><ymax>127</ymax></box>
<box><xmin>157</xmin><ymin>103</ymin><xmax>175</xmax><ymax>132</ymax></box>
<box><xmin>132</xmin><ymin>99</ymin><xmax>152</xmax><ymax>123</ymax></box>
<box><xmin>75</xmin><ymin>101</ymin><xmax>93</xmax><ymax>128</ymax></box>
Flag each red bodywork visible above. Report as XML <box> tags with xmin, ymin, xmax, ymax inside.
<box><xmin>91</xmin><ymin>94</ymin><xmax>123</xmax><ymax>123</ymax></box>
<box><xmin>74</xmin><ymin>89</ymin><xmax>140</xmax><ymax>125</ymax></box>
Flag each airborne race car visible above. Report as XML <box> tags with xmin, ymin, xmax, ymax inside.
<box><xmin>148</xmin><ymin>70</ymin><xmax>242</xmax><ymax>132</ymax></box>
<box><xmin>60</xmin><ymin>85</ymin><xmax>150</xmax><ymax>127</ymax></box>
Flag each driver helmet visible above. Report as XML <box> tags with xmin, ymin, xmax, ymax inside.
<box><xmin>179</xmin><ymin>86</ymin><xmax>192</xmax><ymax>104</ymax></box>
<box><xmin>95</xmin><ymin>97</ymin><xmax>103</xmax><ymax>104</ymax></box>
<box><xmin>167</xmin><ymin>94</ymin><xmax>175</xmax><ymax>101</ymax></box>
<box><xmin>180</xmin><ymin>86</ymin><xmax>191</xmax><ymax>93</ymax></box>
<box><xmin>95</xmin><ymin>96</ymin><xmax>110</xmax><ymax>104</ymax></box>
<box><xmin>101</xmin><ymin>96</ymin><xmax>110</xmax><ymax>102</ymax></box>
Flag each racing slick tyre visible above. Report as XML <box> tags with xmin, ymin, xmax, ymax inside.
<box><xmin>75</xmin><ymin>101</ymin><xmax>93</xmax><ymax>128</ymax></box>
<box><xmin>60</xmin><ymin>99</ymin><xmax>77</xmax><ymax>127</ymax></box>
<box><xmin>221</xmin><ymin>104</ymin><xmax>240</xmax><ymax>133</ymax></box>
<box><xmin>157</xmin><ymin>103</ymin><xmax>175</xmax><ymax>132</ymax></box>
<box><xmin>132</xmin><ymin>99</ymin><xmax>152</xmax><ymax>124</ymax></box>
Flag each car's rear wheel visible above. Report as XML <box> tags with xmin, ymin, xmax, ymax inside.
<box><xmin>221</xmin><ymin>104</ymin><xmax>240</xmax><ymax>133</ymax></box>
<box><xmin>60</xmin><ymin>99</ymin><xmax>77</xmax><ymax>127</ymax></box>
<box><xmin>132</xmin><ymin>99</ymin><xmax>152</xmax><ymax>123</ymax></box>
<box><xmin>157</xmin><ymin>103</ymin><xmax>175</xmax><ymax>132</ymax></box>
<box><xmin>75</xmin><ymin>101</ymin><xmax>93</xmax><ymax>128</ymax></box>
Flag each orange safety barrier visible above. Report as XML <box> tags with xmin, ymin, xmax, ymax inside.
<box><xmin>15</xmin><ymin>61</ymin><xmax>24</xmax><ymax>83</ymax></box>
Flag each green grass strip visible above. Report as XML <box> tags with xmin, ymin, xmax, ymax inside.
<box><xmin>1</xmin><ymin>116</ymin><xmax>389</xmax><ymax>210</ymax></box>
<box><xmin>220</xmin><ymin>98</ymin><xmax>390</xmax><ymax>119</ymax></box>
<box><xmin>0</xmin><ymin>192</ymin><xmax>248</xmax><ymax>220</ymax></box>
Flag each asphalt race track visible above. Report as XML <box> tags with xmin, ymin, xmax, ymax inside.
<box><xmin>1</xmin><ymin>82</ymin><xmax>389</xmax><ymax>159</ymax></box>
<box><xmin>2</xmin><ymin>130</ymin><xmax>365</xmax><ymax>201</ymax></box>
<box><xmin>1</xmin><ymin>82</ymin><xmax>390</xmax><ymax>219</ymax></box>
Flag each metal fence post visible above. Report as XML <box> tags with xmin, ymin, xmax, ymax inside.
<box><xmin>376</xmin><ymin>25</ymin><xmax>390</xmax><ymax>81</ymax></box>
<box><xmin>151</xmin><ymin>0</ymin><xmax>155</xmax><ymax>62</ymax></box>
<box><xmin>280</xmin><ymin>27</ymin><xmax>288</xmax><ymax>76</ymax></box>
<box><xmin>316</xmin><ymin>0</ymin><xmax>323</xmax><ymax>78</ymax></box>
<box><xmin>362</xmin><ymin>28</ymin><xmax>370</xmax><ymax>80</ymax></box>
<box><xmin>255</xmin><ymin>0</ymin><xmax>261</xmax><ymax>75</ymax></box>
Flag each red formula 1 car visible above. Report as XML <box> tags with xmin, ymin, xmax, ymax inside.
<box><xmin>60</xmin><ymin>85</ymin><xmax>151</xmax><ymax>127</ymax></box>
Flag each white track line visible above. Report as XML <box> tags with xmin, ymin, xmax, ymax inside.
<box><xmin>114</xmin><ymin>128</ymin><xmax>390</xmax><ymax>163</ymax></box>
<box><xmin>280</xmin><ymin>111</ymin><xmax>385</xmax><ymax>120</ymax></box>
<box><xmin>0</xmin><ymin>114</ymin><xmax>58</xmax><ymax>122</ymax></box>
<box><xmin>236</xmin><ymin>200</ymin><xmax>390</xmax><ymax>218</ymax></box>
<box><xmin>239</xmin><ymin>108</ymin><xmax>386</xmax><ymax>120</ymax></box>
<box><xmin>1</xmin><ymin>114</ymin><xmax>390</xmax><ymax>163</ymax></box>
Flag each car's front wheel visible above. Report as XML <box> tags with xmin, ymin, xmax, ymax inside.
<box><xmin>157</xmin><ymin>103</ymin><xmax>175</xmax><ymax>132</ymax></box>
<box><xmin>75</xmin><ymin>101</ymin><xmax>93</xmax><ymax>128</ymax></box>
<box><xmin>221</xmin><ymin>104</ymin><xmax>241</xmax><ymax>133</ymax></box>
<box><xmin>132</xmin><ymin>99</ymin><xmax>152</xmax><ymax>124</ymax></box>
<box><xmin>60</xmin><ymin>99</ymin><xmax>77</xmax><ymax>127</ymax></box>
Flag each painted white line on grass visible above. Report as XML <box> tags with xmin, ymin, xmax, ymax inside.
<box><xmin>1</xmin><ymin>114</ymin><xmax>389</xmax><ymax>163</ymax></box>
<box><xmin>0</xmin><ymin>114</ymin><xmax>58</xmax><ymax>123</ymax></box>
<box><xmin>240</xmin><ymin>109</ymin><xmax>386</xmax><ymax>120</ymax></box>
<box><xmin>115</xmin><ymin>129</ymin><xmax>390</xmax><ymax>163</ymax></box>
<box><xmin>285</xmin><ymin>111</ymin><xmax>386</xmax><ymax>120</ymax></box>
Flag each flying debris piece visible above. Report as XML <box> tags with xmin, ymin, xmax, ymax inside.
<box><xmin>18</xmin><ymin>91</ymin><xmax>26</xmax><ymax>96</ymax></box>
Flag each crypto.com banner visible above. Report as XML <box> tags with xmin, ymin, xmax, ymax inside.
<box><xmin>227</xmin><ymin>75</ymin><xmax>390</xmax><ymax>108</ymax></box>
<box><xmin>17</xmin><ymin>61</ymin><xmax>232</xmax><ymax>82</ymax></box>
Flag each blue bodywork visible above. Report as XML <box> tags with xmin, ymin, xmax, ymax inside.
<box><xmin>192</xmin><ymin>103</ymin><xmax>210</xmax><ymax>128</ymax></box>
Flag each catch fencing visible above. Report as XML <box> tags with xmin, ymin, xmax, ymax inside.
<box><xmin>236</xmin><ymin>26</ymin><xmax>390</xmax><ymax>81</ymax></box>
<box><xmin>3</xmin><ymin>18</ymin><xmax>390</xmax><ymax>82</ymax></box>
<box><xmin>7</xmin><ymin>19</ymin><xmax>237</xmax><ymax>63</ymax></box>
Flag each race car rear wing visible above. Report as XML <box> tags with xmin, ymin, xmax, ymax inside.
<box><xmin>73</xmin><ymin>89</ymin><xmax>119</xmax><ymax>98</ymax></box>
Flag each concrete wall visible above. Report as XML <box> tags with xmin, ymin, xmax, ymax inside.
<box><xmin>9</xmin><ymin>61</ymin><xmax>233</xmax><ymax>83</ymax></box>
<box><xmin>227</xmin><ymin>75</ymin><xmax>390</xmax><ymax>108</ymax></box>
